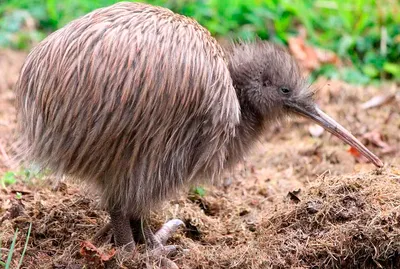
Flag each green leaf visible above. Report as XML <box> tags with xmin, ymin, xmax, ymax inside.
<box><xmin>362</xmin><ymin>64</ymin><xmax>379</xmax><ymax>78</ymax></box>
<box><xmin>15</xmin><ymin>192</ymin><xmax>23</xmax><ymax>199</ymax></box>
<box><xmin>192</xmin><ymin>186</ymin><xmax>206</xmax><ymax>197</ymax></box>
<box><xmin>18</xmin><ymin>223</ymin><xmax>32</xmax><ymax>269</ymax></box>
<box><xmin>337</xmin><ymin>35</ymin><xmax>354</xmax><ymax>57</ymax></box>
<box><xmin>5</xmin><ymin>228</ymin><xmax>18</xmax><ymax>269</ymax></box>
<box><xmin>1</xmin><ymin>172</ymin><xmax>17</xmax><ymax>186</ymax></box>
<box><xmin>341</xmin><ymin>68</ymin><xmax>370</xmax><ymax>85</ymax></box>
<box><xmin>383</xmin><ymin>62</ymin><xmax>400</xmax><ymax>78</ymax></box>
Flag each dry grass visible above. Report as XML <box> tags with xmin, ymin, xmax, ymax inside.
<box><xmin>258</xmin><ymin>169</ymin><xmax>400</xmax><ymax>268</ymax></box>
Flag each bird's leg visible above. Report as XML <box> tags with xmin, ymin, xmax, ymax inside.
<box><xmin>130</xmin><ymin>218</ymin><xmax>146</xmax><ymax>244</ymax></box>
<box><xmin>109</xmin><ymin>209</ymin><xmax>135</xmax><ymax>252</ymax></box>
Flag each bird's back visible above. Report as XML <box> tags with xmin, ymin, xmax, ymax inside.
<box><xmin>15</xmin><ymin>2</ymin><xmax>240</xmax><ymax>215</ymax></box>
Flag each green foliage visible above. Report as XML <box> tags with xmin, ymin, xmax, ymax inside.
<box><xmin>0</xmin><ymin>0</ymin><xmax>399</xmax><ymax>84</ymax></box>
<box><xmin>18</xmin><ymin>223</ymin><xmax>32</xmax><ymax>269</ymax></box>
<box><xmin>0</xmin><ymin>166</ymin><xmax>47</xmax><ymax>188</ymax></box>
<box><xmin>191</xmin><ymin>186</ymin><xmax>206</xmax><ymax>197</ymax></box>
<box><xmin>0</xmin><ymin>223</ymin><xmax>32</xmax><ymax>269</ymax></box>
<box><xmin>15</xmin><ymin>192</ymin><xmax>22</xmax><ymax>199</ymax></box>
<box><xmin>0</xmin><ymin>8</ymin><xmax>44</xmax><ymax>49</ymax></box>
<box><xmin>0</xmin><ymin>171</ymin><xmax>17</xmax><ymax>188</ymax></box>
<box><xmin>5</xmin><ymin>228</ymin><xmax>18</xmax><ymax>269</ymax></box>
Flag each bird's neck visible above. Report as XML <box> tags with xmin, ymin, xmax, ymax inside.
<box><xmin>225</xmin><ymin>94</ymin><xmax>266</xmax><ymax>169</ymax></box>
<box><xmin>223</xmin><ymin>44</ymin><xmax>270</xmax><ymax>169</ymax></box>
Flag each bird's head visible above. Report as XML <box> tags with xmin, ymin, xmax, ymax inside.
<box><xmin>227</xmin><ymin>40</ymin><xmax>383</xmax><ymax>168</ymax></box>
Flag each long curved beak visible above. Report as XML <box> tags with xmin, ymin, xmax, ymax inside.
<box><xmin>288</xmin><ymin>103</ymin><xmax>383</xmax><ymax>168</ymax></box>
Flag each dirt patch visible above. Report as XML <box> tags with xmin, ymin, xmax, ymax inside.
<box><xmin>0</xmin><ymin>49</ymin><xmax>399</xmax><ymax>268</ymax></box>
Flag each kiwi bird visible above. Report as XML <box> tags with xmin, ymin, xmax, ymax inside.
<box><xmin>15</xmin><ymin>1</ymin><xmax>383</xmax><ymax>261</ymax></box>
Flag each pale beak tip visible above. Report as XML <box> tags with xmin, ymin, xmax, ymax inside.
<box><xmin>375</xmin><ymin>159</ymin><xmax>384</xmax><ymax>168</ymax></box>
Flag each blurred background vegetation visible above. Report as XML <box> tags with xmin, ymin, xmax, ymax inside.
<box><xmin>0</xmin><ymin>0</ymin><xmax>399</xmax><ymax>84</ymax></box>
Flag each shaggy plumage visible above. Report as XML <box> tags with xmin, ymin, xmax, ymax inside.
<box><xmin>16</xmin><ymin>2</ymin><xmax>243</xmax><ymax>218</ymax></box>
<box><xmin>15</xmin><ymin>2</ymin><xmax>314</xmax><ymax>218</ymax></box>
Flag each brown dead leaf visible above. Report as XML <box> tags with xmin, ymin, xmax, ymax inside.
<box><xmin>349</xmin><ymin>131</ymin><xmax>396</xmax><ymax>161</ymax></box>
<box><xmin>288</xmin><ymin>36</ymin><xmax>320</xmax><ymax>72</ymax></box>
<box><xmin>363</xmin><ymin>130</ymin><xmax>396</xmax><ymax>155</ymax></box>
<box><xmin>363</xmin><ymin>131</ymin><xmax>392</xmax><ymax>150</ymax></box>
<box><xmin>100</xmin><ymin>248</ymin><xmax>116</xmax><ymax>262</ymax></box>
<box><xmin>288</xmin><ymin>35</ymin><xmax>340</xmax><ymax>73</ymax></box>
<box><xmin>80</xmin><ymin>241</ymin><xmax>116</xmax><ymax>267</ymax></box>
<box><xmin>361</xmin><ymin>93</ymin><xmax>396</xmax><ymax>110</ymax></box>
<box><xmin>348</xmin><ymin>147</ymin><xmax>370</xmax><ymax>164</ymax></box>
<box><xmin>348</xmin><ymin>147</ymin><xmax>361</xmax><ymax>158</ymax></box>
<box><xmin>315</xmin><ymin>48</ymin><xmax>340</xmax><ymax>65</ymax></box>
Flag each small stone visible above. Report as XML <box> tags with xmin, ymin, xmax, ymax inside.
<box><xmin>306</xmin><ymin>200</ymin><xmax>323</xmax><ymax>214</ymax></box>
<box><xmin>309</xmin><ymin>124</ymin><xmax>324</xmax><ymax>137</ymax></box>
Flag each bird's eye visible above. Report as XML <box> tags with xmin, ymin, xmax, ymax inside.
<box><xmin>280</xmin><ymin>87</ymin><xmax>290</xmax><ymax>94</ymax></box>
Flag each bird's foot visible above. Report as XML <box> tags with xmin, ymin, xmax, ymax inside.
<box><xmin>138</xmin><ymin>219</ymin><xmax>186</xmax><ymax>269</ymax></box>
<box><xmin>90</xmin><ymin>216</ymin><xmax>185</xmax><ymax>268</ymax></box>
<box><xmin>153</xmin><ymin>219</ymin><xmax>185</xmax><ymax>246</ymax></box>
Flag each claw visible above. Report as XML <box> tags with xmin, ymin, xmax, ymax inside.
<box><xmin>91</xmin><ymin>222</ymin><xmax>112</xmax><ymax>244</ymax></box>
<box><xmin>149</xmin><ymin>246</ymin><xmax>181</xmax><ymax>269</ymax></box>
<box><xmin>150</xmin><ymin>245</ymin><xmax>180</xmax><ymax>257</ymax></box>
<box><xmin>160</xmin><ymin>257</ymin><xmax>179</xmax><ymax>269</ymax></box>
<box><xmin>155</xmin><ymin>219</ymin><xmax>185</xmax><ymax>245</ymax></box>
